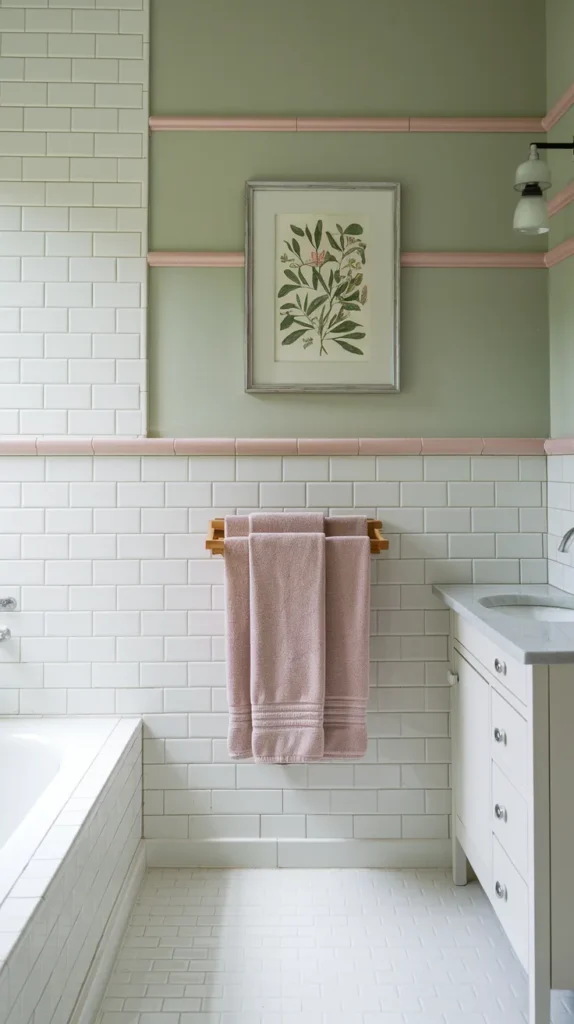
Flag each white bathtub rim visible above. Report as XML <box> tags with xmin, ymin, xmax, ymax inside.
<box><xmin>70</xmin><ymin>840</ymin><xmax>145</xmax><ymax>1024</ymax></box>
<box><xmin>0</xmin><ymin>719</ymin><xmax>117</xmax><ymax>909</ymax></box>
<box><xmin>0</xmin><ymin>717</ymin><xmax>141</xmax><ymax>964</ymax></box>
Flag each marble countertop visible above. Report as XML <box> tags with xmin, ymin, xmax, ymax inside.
<box><xmin>432</xmin><ymin>584</ymin><xmax>574</xmax><ymax>665</ymax></box>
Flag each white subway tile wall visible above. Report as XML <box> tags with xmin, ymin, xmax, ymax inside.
<box><xmin>548</xmin><ymin>454</ymin><xmax>574</xmax><ymax>593</ymax></box>
<box><xmin>0</xmin><ymin>0</ymin><xmax>149</xmax><ymax>436</ymax></box>
<box><xmin>0</xmin><ymin>454</ymin><xmax>547</xmax><ymax>850</ymax></box>
<box><xmin>0</xmin><ymin>725</ymin><xmax>141</xmax><ymax>1024</ymax></box>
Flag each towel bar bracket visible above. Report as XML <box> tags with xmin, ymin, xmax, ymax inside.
<box><xmin>205</xmin><ymin>518</ymin><xmax>389</xmax><ymax>556</ymax></box>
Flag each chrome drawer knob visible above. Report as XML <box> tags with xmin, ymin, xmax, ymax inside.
<box><xmin>494</xmin><ymin>803</ymin><xmax>507</xmax><ymax>822</ymax></box>
<box><xmin>494</xmin><ymin>658</ymin><xmax>507</xmax><ymax>675</ymax></box>
<box><xmin>494</xmin><ymin>880</ymin><xmax>507</xmax><ymax>901</ymax></box>
<box><xmin>0</xmin><ymin>627</ymin><xmax>11</xmax><ymax>643</ymax></box>
<box><xmin>493</xmin><ymin>727</ymin><xmax>507</xmax><ymax>744</ymax></box>
<box><xmin>0</xmin><ymin>597</ymin><xmax>16</xmax><ymax>611</ymax></box>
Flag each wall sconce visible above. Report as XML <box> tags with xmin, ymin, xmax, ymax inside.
<box><xmin>514</xmin><ymin>140</ymin><xmax>574</xmax><ymax>235</ymax></box>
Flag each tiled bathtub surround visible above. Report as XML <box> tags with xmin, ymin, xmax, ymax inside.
<box><xmin>0</xmin><ymin>717</ymin><xmax>141</xmax><ymax>1024</ymax></box>
<box><xmin>548</xmin><ymin>454</ymin><xmax>574</xmax><ymax>594</ymax></box>
<box><xmin>0</xmin><ymin>0</ymin><xmax>149</xmax><ymax>437</ymax></box>
<box><xmin>0</xmin><ymin>453</ymin><xmax>546</xmax><ymax>864</ymax></box>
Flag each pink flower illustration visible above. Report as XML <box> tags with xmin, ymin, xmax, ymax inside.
<box><xmin>306</xmin><ymin>249</ymin><xmax>327</xmax><ymax>267</ymax></box>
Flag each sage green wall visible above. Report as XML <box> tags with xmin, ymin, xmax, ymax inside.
<box><xmin>149</xmin><ymin>0</ymin><xmax>549</xmax><ymax>438</ymax></box>
<box><xmin>547</xmin><ymin>0</ymin><xmax>574</xmax><ymax>438</ymax></box>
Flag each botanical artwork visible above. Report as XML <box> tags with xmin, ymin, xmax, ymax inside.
<box><xmin>275</xmin><ymin>215</ymin><xmax>370</xmax><ymax>362</ymax></box>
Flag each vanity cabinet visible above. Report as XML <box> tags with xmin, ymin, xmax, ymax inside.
<box><xmin>450</xmin><ymin>613</ymin><xmax>574</xmax><ymax>1024</ymax></box>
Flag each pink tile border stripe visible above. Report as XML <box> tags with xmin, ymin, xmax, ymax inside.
<box><xmin>149</xmin><ymin>115</ymin><xmax>544</xmax><ymax>133</ymax></box>
<box><xmin>148</xmin><ymin>251</ymin><xmax>245</xmax><ymax>268</ymax></box>
<box><xmin>548</xmin><ymin>181</ymin><xmax>574</xmax><ymax>218</ymax></box>
<box><xmin>0</xmin><ymin>437</ymin><xmax>548</xmax><ymax>456</ymax></box>
<box><xmin>401</xmin><ymin>252</ymin><xmax>545</xmax><ymax>269</ymax></box>
<box><xmin>297</xmin><ymin>117</ymin><xmax>409</xmax><ymax>132</ymax></box>
<box><xmin>545</xmin><ymin>438</ymin><xmax>574</xmax><ymax>455</ymax></box>
<box><xmin>545</xmin><ymin>237</ymin><xmax>574</xmax><ymax>268</ymax></box>
<box><xmin>148</xmin><ymin>116</ymin><xmax>297</xmax><ymax>132</ymax></box>
<box><xmin>408</xmin><ymin>117</ymin><xmax>543</xmax><ymax>133</ymax></box>
<box><xmin>148</xmin><ymin>251</ymin><xmax>550</xmax><ymax>269</ymax></box>
<box><xmin>542</xmin><ymin>83</ymin><xmax>574</xmax><ymax>131</ymax></box>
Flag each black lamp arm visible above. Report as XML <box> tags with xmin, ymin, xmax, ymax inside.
<box><xmin>532</xmin><ymin>141</ymin><xmax>574</xmax><ymax>150</ymax></box>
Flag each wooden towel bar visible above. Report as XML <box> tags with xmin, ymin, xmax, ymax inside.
<box><xmin>205</xmin><ymin>518</ymin><xmax>389</xmax><ymax>556</ymax></box>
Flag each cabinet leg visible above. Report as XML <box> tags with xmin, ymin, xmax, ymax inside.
<box><xmin>453</xmin><ymin>838</ymin><xmax>468</xmax><ymax>886</ymax></box>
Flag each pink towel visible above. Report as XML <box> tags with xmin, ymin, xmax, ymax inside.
<box><xmin>224</xmin><ymin>512</ymin><xmax>371</xmax><ymax>763</ymax></box>
<box><xmin>326</xmin><ymin>515</ymin><xmax>368</xmax><ymax>536</ymax></box>
<box><xmin>250</xmin><ymin>512</ymin><xmax>325</xmax><ymax>533</ymax></box>
<box><xmin>249</xmin><ymin>532</ymin><xmax>325</xmax><ymax>763</ymax></box>
<box><xmin>324</xmin><ymin>536</ymin><xmax>371</xmax><ymax>759</ymax></box>
<box><xmin>224</xmin><ymin>537</ymin><xmax>252</xmax><ymax>758</ymax></box>
<box><xmin>226</xmin><ymin>515</ymin><xmax>249</xmax><ymax>537</ymax></box>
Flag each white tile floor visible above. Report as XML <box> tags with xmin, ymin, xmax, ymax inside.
<box><xmin>96</xmin><ymin>868</ymin><xmax>573</xmax><ymax>1023</ymax></box>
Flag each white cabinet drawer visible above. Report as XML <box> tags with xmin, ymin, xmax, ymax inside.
<box><xmin>491</xmin><ymin>688</ymin><xmax>528</xmax><ymax>791</ymax></box>
<box><xmin>491</xmin><ymin>837</ymin><xmax>529</xmax><ymax>970</ymax></box>
<box><xmin>455</xmin><ymin>617</ymin><xmax>527</xmax><ymax>704</ymax></box>
<box><xmin>492</xmin><ymin>762</ymin><xmax>528</xmax><ymax>880</ymax></box>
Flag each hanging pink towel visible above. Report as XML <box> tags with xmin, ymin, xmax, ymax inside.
<box><xmin>223</xmin><ymin>535</ymin><xmax>252</xmax><ymax>759</ymax></box>
<box><xmin>249</xmin><ymin>531</ymin><xmax>326</xmax><ymax>763</ymax></box>
<box><xmin>325</xmin><ymin>515</ymin><xmax>368</xmax><ymax>536</ymax></box>
<box><xmin>324</xmin><ymin>535</ymin><xmax>371</xmax><ymax>758</ymax></box>
<box><xmin>249</xmin><ymin>512</ymin><xmax>325</xmax><ymax>533</ymax></box>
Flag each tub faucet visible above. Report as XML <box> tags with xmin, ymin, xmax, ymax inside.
<box><xmin>558</xmin><ymin>527</ymin><xmax>574</xmax><ymax>553</ymax></box>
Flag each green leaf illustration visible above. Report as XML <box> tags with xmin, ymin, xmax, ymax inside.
<box><xmin>292</xmin><ymin>238</ymin><xmax>301</xmax><ymax>257</ymax></box>
<box><xmin>331</xmin><ymin>320</ymin><xmax>361</xmax><ymax>333</ymax></box>
<box><xmin>343</xmin><ymin>332</ymin><xmax>366</xmax><ymax>340</ymax></box>
<box><xmin>344</xmin><ymin>223</ymin><xmax>363</xmax><ymax>235</ymax></box>
<box><xmin>282</xmin><ymin>328</ymin><xmax>308</xmax><ymax>346</ymax></box>
<box><xmin>305</xmin><ymin>226</ymin><xmax>313</xmax><ymax>246</ymax></box>
<box><xmin>314</xmin><ymin>219</ymin><xmax>323</xmax><ymax>250</ymax></box>
<box><xmin>278</xmin><ymin>284</ymin><xmax>299</xmax><ymax>297</ymax></box>
<box><xmin>326</xmin><ymin>231</ymin><xmax>341</xmax><ymax>251</ymax></box>
<box><xmin>333</xmin><ymin>337</ymin><xmax>364</xmax><ymax>354</ymax></box>
<box><xmin>336</xmin><ymin>223</ymin><xmax>343</xmax><ymax>235</ymax></box>
<box><xmin>307</xmin><ymin>294</ymin><xmax>328</xmax><ymax>315</ymax></box>
<box><xmin>290</xmin><ymin>224</ymin><xmax>304</xmax><ymax>236</ymax></box>
<box><xmin>280</xmin><ymin>315</ymin><xmax>295</xmax><ymax>329</ymax></box>
<box><xmin>284</xmin><ymin>270</ymin><xmax>299</xmax><ymax>284</ymax></box>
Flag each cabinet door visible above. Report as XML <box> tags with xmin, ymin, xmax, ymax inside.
<box><xmin>453</xmin><ymin>650</ymin><xmax>491</xmax><ymax>875</ymax></box>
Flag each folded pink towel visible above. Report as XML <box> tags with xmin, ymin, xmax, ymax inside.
<box><xmin>326</xmin><ymin>516</ymin><xmax>368</xmax><ymax>536</ymax></box>
<box><xmin>324</xmin><ymin>536</ymin><xmax>371</xmax><ymax>759</ymax></box>
<box><xmin>226</xmin><ymin>515</ymin><xmax>249</xmax><ymax>537</ymax></box>
<box><xmin>223</xmin><ymin>537</ymin><xmax>252</xmax><ymax>758</ymax></box>
<box><xmin>224</xmin><ymin>512</ymin><xmax>371</xmax><ymax>763</ymax></box>
<box><xmin>250</xmin><ymin>512</ymin><xmax>325</xmax><ymax>533</ymax></box>
<box><xmin>249</xmin><ymin>532</ymin><xmax>326</xmax><ymax>763</ymax></box>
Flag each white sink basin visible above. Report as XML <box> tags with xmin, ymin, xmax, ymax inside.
<box><xmin>479</xmin><ymin>595</ymin><xmax>574</xmax><ymax>623</ymax></box>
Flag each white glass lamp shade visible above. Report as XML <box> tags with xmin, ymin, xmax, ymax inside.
<box><xmin>513</xmin><ymin>193</ymin><xmax>549</xmax><ymax>234</ymax></box>
<box><xmin>513</xmin><ymin>144</ymin><xmax>551</xmax><ymax>193</ymax></box>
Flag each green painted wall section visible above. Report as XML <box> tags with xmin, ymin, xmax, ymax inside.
<box><xmin>149</xmin><ymin>0</ymin><xmax>550</xmax><ymax>438</ymax></box>
<box><xmin>547</xmin><ymin>0</ymin><xmax>573</xmax><ymax>437</ymax></box>
<box><xmin>150</xmin><ymin>134</ymin><xmax>546</xmax><ymax>255</ymax></box>
<box><xmin>149</xmin><ymin>268</ymin><xmax>549</xmax><ymax>438</ymax></box>
<box><xmin>150</xmin><ymin>0</ymin><xmax>545</xmax><ymax>117</ymax></box>
<box><xmin>546</xmin><ymin>0</ymin><xmax>574</xmax><ymax>108</ymax></box>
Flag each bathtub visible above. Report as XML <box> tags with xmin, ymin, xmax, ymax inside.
<box><xmin>0</xmin><ymin>717</ymin><xmax>142</xmax><ymax>1024</ymax></box>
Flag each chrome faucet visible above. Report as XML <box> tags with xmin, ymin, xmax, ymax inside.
<box><xmin>558</xmin><ymin>527</ymin><xmax>574</xmax><ymax>553</ymax></box>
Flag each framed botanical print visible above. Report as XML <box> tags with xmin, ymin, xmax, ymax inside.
<box><xmin>245</xmin><ymin>181</ymin><xmax>400</xmax><ymax>393</ymax></box>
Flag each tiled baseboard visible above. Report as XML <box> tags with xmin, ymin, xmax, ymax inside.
<box><xmin>146</xmin><ymin>838</ymin><xmax>452</xmax><ymax>869</ymax></box>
